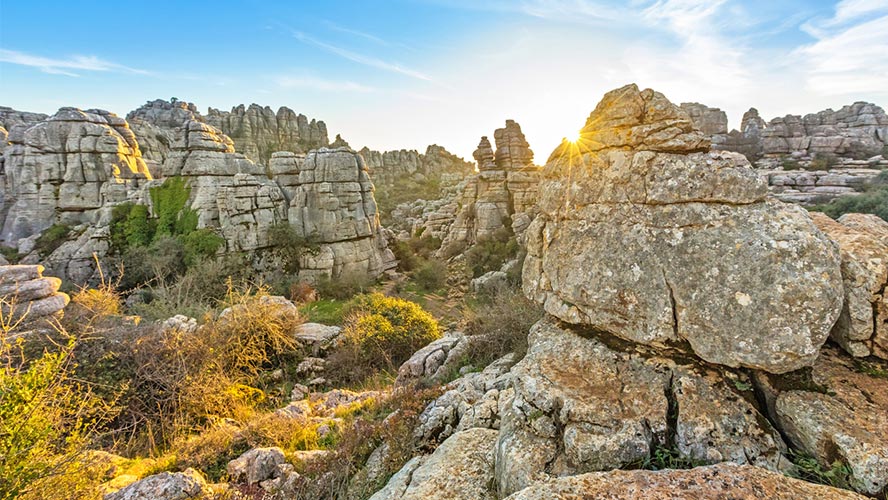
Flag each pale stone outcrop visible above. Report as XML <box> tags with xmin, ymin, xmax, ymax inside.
<box><xmin>104</xmin><ymin>469</ymin><xmax>208</xmax><ymax>500</ymax></box>
<box><xmin>523</xmin><ymin>84</ymin><xmax>844</xmax><ymax>373</ymax></box>
<box><xmin>206</xmin><ymin>104</ymin><xmax>328</xmax><ymax>165</ymax></box>
<box><xmin>288</xmin><ymin>147</ymin><xmax>395</xmax><ymax>281</ymax></box>
<box><xmin>761</xmin><ymin>102</ymin><xmax>888</xmax><ymax>159</ymax></box>
<box><xmin>369</xmin><ymin>428</ymin><xmax>498</xmax><ymax>500</ymax></box>
<box><xmin>495</xmin><ymin>319</ymin><xmax>786</xmax><ymax>497</ymax></box>
<box><xmin>126</xmin><ymin>99</ymin><xmax>203</xmax><ymax>175</ymax></box>
<box><xmin>755</xmin><ymin>346</ymin><xmax>888</xmax><ymax>496</ymax></box>
<box><xmin>438</xmin><ymin>120</ymin><xmax>541</xmax><ymax>256</ymax></box>
<box><xmin>1</xmin><ymin>107</ymin><xmax>151</xmax><ymax>244</ymax></box>
<box><xmin>226</xmin><ymin>447</ymin><xmax>287</xmax><ymax>485</ymax></box>
<box><xmin>810</xmin><ymin>212</ymin><xmax>888</xmax><ymax>359</ymax></box>
<box><xmin>360</xmin><ymin>145</ymin><xmax>473</xmax><ymax>193</ymax></box>
<box><xmin>504</xmin><ymin>463</ymin><xmax>867</xmax><ymax>500</ymax></box>
<box><xmin>0</xmin><ymin>264</ymin><xmax>69</xmax><ymax>319</ymax></box>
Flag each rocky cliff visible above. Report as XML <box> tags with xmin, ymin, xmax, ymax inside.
<box><xmin>436</xmin><ymin>120</ymin><xmax>541</xmax><ymax>256</ymax></box>
<box><xmin>366</xmin><ymin>85</ymin><xmax>887</xmax><ymax>500</ymax></box>
<box><xmin>206</xmin><ymin>104</ymin><xmax>329</xmax><ymax>165</ymax></box>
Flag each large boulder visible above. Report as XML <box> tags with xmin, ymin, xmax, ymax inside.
<box><xmin>755</xmin><ymin>346</ymin><xmax>888</xmax><ymax>496</ymax></box>
<box><xmin>810</xmin><ymin>212</ymin><xmax>888</xmax><ymax>359</ymax></box>
<box><xmin>103</xmin><ymin>469</ymin><xmax>207</xmax><ymax>500</ymax></box>
<box><xmin>504</xmin><ymin>463</ymin><xmax>866</xmax><ymax>500</ymax></box>
<box><xmin>369</xmin><ymin>428</ymin><xmax>498</xmax><ymax>500</ymax></box>
<box><xmin>495</xmin><ymin>318</ymin><xmax>786</xmax><ymax>497</ymax></box>
<box><xmin>523</xmin><ymin>84</ymin><xmax>844</xmax><ymax>373</ymax></box>
<box><xmin>0</xmin><ymin>264</ymin><xmax>69</xmax><ymax>319</ymax></box>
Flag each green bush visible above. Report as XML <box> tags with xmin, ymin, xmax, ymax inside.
<box><xmin>465</xmin><ymin>227</ymin><xmax>519</xmax><ymax>278</ymax></box>
<box><xmin>413</xmin><ymin>259</ymin><xmax>447</xmax><ymax>292</ymax></box>
<box><xmin>267</xmin><ymin>222</ymin><xmax>318</xmax><ymax>274</ymax></box>
<box><xmin>812</xmin><ymin>171</ymin><xmax>888</xmax><ymax>222</ymax></box>
<box><xmin>0</xmin><ymin>246</ymin><xmax>20</xmax><ymax>264</ymax></box>
<box><xmin>150</xmin><ymin>176</ymin><xmax>196</xmax><ymax>238</ymax></box>
<box><xmin>465</xmin><ymin>286</ymin><xmax>542</xmax><ymax>364</ymax></box>
<box><xmin>182</xmin><ymin>228</ymin><xmax>224</xmax><ymax>266</ymax></box>
<box><xmin>315</xmin><ymin>271</ymin><xmax>374</xmax><ymax>300</ymax></box>
<box><xmin>328</xmin><ymin>293</ymin><xmax>441</xmax><ymax>382</ymax></box>
<box><xmin>807</xmin><ymin>153</ymin><xmax>838</xmax><ymax>171</ymax></box>
<box><xmin>33</xmin><ymin>224</ymin><xmax>72</xmax><ymax>256</ymax></box>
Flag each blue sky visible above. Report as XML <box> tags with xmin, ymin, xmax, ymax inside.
<box><xmin>1</xmin><ymin>0</ymin><xmax>887</xmax><ymax>160</ymax></box>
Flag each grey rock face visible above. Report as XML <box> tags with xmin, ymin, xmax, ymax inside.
<box><xmin>126</xmin><ymin>99</ymin><xmax>203</xmax><ymax>174</ymax></box>
<box><xmin>504</xmin><ymin>463</ymin><xmax>867</xmax><ymax>500</ymax></box>
<box><xmin>438</xmin><ymin>120</ymin><xmax>541</xmax><ymax>256</ymax></box>
<box><xmin>811</xmin><ymin>212</ymin><xmax>888</xmax><ymax>359</ymax></box>
<box><xmin>756</xmin><ymin>346</ymin><xmax>888</xmax><ymax>496</ymax></box>
<box><xmin>494</xmin><ymin>319</ymin><xmax>785</xmax><ymax>497</ymax></box>
<box><xmin>206</xmin><ymin>104</ymin><xmax>328</xmax><ymax>165</ymax></box>
<box><xmin>523</xmin><ymin>84</ymin><xmax>844</xmax><ymax>373</ymax></box>
<box><xmin>369</xmin><ymin>428</ymin><xmax>498</xmax><ymax>500</ymax></box>
<box><xmin>288</xmin><ymin>147</ymin><xmax>396</xmax><ymax>281</ymax></box>
<box><xmin>103</xmin><ymin>468</ymin><xmax>207</xmax><ymax>500</ymax></box>
<box><xmin>0</xmin><ymin>264</ymin><xmax>69</xmax><ymax>319</ymax></box>
<box><xmin>762</xmin><ymin>102</ymin><xmax>888</xmax><ymax>158</ymax></box>
<box><xmin>226</xmin><ymin>447</ymin><xmax>287</xmax><ymax>485</ymax></box>
<box><xmin>1</xmin><ymin>107</ymin><xmax>151</xmax><ymax>244</ymax></box>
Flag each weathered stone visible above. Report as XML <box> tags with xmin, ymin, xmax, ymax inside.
<box><xmin>104</xmin><ymin>468</ymin><xmax>207</xmax><ymax>500</ymax></box>
<box><xmin>811</xmin><ymin>212</ymin><xmax>888</xmax><ymax>359</ymax></box>
<box><xmin>495</xmin><ymin>318</ymin><xmax>785</xmax><ymax>497</ymax></box>
<box><xmin>206</xmin><ymin>104</ymin><xmax>328</xmax><ymax>165</ymax></box>
<box><xmin>226</xmin><ymin>447</ymin><xmax>287</xmax><ymax>484</ymax></box>
<box><xmin>370</xmin><ymin>428</ymin><xmax>498</xmax><ymax>500</ymax></box>
<box><xmin>524</xmin><ymin>84</ymin><xmax>844</xmax><ymax>373</ymax></box>
<box><xmin>757</xmin><ymin>346</ymin><xmax>888</xmax><ymax>495</ymax></box>
<box><xmin>0</xmin><ymin>264</ymin><xmax>69</xmax><ymax>319</ymax></box>
<box><xmin>504</xmin><ymin>463</ymin><xmax>867</xmax><ymax>500</ymax></box>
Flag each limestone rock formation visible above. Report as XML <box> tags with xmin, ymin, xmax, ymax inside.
<box><xmin>680</xmin><ymin>102</ymin><xmax>728</xmax><ymax>140</ymax></box>
<box><xmin>755</xmin><ymin>346</ymin><xmax>888</xmax><ymax>495</ymax></box>
<box><xmin>206</xmin><ymin>104</ymin><xmax>328</xmax><ymax>165</ymax></box>
<box><xmin>495</xmin><ymin>319</ymin><xmax>786</xmax><ymax>496</ymax></box>
<box><xmin>438</xmin><ymin>120</ymin><xmax>541</xmax><ymax>255</ymax></box>
<box><xmin>126</xmin><ymin>99</ymin><xmax>203</xmax><ymax>174</ymax></box>
<box><xmin>523</xmin><ymin>84</ymin><xmax>844</xmax><ymax>373</ymax></box>
<box><xmin>1</xmin><ymin>107</ymin><xmax>151</xmax><ymax>244</ymax></box>
<box><xmin>369</xmin><ymin>428</ymin><xmax>498</xmax><ymax>500</ymax></box>
<box><xmin>287</xmin><ymin>147</ymin><xmax>395</xmax><ymax>281</ymax></box>
<box><xmin>761</xmin><ymin>102</ymin><xmax>888</xmax><ymax>158</ymax></box>
<box><xmin>504</xmin><ymin>463</ymin><xmax>867</xmax><ymax>500</ymax></box>
<box><xmin>0</xmin><ymin>264</ymin><xmax>69</xmax><ymax>319</ymax></box>
<box><xmin>103</xmin><ymin>468</ymin><xmax>208</xmax><ymax>500</ymax></box>
<box><xmin>226</xmin><ymin>447</ymin><xmax>286</xmax><ymax>485</ymax></box>
<box><xmin>360</xmin><ymin>145</ymin><xmax>473</xmax><ymax>192</ymax></box>
<box><xmin>810</xmin><ymin>212</ymin><xmax>888</xmax><ymax>359</ymax></box>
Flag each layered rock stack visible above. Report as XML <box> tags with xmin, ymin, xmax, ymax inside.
<box><xmin>367</xmin><ymin>85</ymin><xmax>887</xmax><ymax>499</ymax></box>
<box><xmin>126</xmin><ymin>99</ymin><xmax>203</xmax><ymax>175</ymax></box>
<box><xmin>0</xmin><ymin>264</ymin><xmax>69</xmax><ymax>320</ymax></box>
<box><xmin>206</xmin><ymin>104</ymin><xmax>328</xmax><ymax>165</ymax></box>
<box><xmin>0</xmin><ymin>108</ymin><xmax>151</xmax><ymax>244</ymax></box>
<box><xmin>288</xmin><ymin>147</ymin><xmax>396</xmax><ymax>281</ymax></box>
<box><xmin>524</xmin><ymin>84</ymin><xmax>843</xmax><ymax>373</ymax></box>
<box><xmin>437</xmin><ymin>120</ymin><xmax>541</xmax><ymax>255</ymax></box>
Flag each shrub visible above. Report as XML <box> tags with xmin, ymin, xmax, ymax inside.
<box><xmin>0</xmin><ymin>321</ymin><xmax>110</xmax><ymax>500</ymax></box>
<box><xmin>807</xmin><ymin>153</ymin><xmax>838</xmax><ymax>171</ymax></box>
<box><xmin>315</xmin><ymin>271</ymin><xmax>374</xmax><ymax>300</ymax></box>
<box><xmin>464</xmin><ymin>286</ymin><xmax>542</xmax><ymax>365</ymax></box>
<box><xmin>33</xmin><ymin>223</ymin><xmax>72</xmax><ymax>256</ymax></box>
<box><xmin>413</xmin><ymin>259</ymin><xmax>447</xmax><ymax>292</ymax></box>
<box><xmin>182</xmin><ymin>228</ymin><xmax>224</xmax><ymax>266</ymax></box>
<box><xmin>0</xmin><ymin>246</ymin><xmax>21</xmax><ymax>264</ymax></box>
<box><xmin>289</xmin><ymin>282</ymin><xmax>318</xmax><ymax>304</ymax></box>
<box><xmin>150</xmin><ymin>176</ymin><xmax>195</xmax><ymax>238</ymax></box>
<box><xmin>465</xmin><ymin>227</ymin><xmax>519</xmax><ymax>278</ymax></box>
<box><xmin>781</xmin><ymin>157</ymin><xmax>801</xmax><ymax>170</ymax></box>
<box><xmin>812</xmin><ymin>172</ymin><xmax>888</xmax><ymax>222</ymax></box>
<box><xmin>268</xmin><ymin>222</ymin><xmax>318</xmax><ymax>274</ymax></box>
<box><xmin>327</xmin><ymin>294</ymin><xmax>440</xmax><ymax>383</ymax></box>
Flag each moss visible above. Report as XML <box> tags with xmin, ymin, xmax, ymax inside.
<box><xmin>298</xmin><ymin>299</ymin><xmax>347</xmax><ymax>325</ymax></box>
<box><xmin>149</xmin><ymin>176</ymin><xmax>195</xmax><ymax>238</ymax></box>
<box><xmin>0</xmin><ymin>245</ymin><xmax>21</xmax><ymax>263</ymax></box>
<box><xmin>34</xmin><ymin>223</ymin><xmax>73</xmax><ymax>256</ymax></box>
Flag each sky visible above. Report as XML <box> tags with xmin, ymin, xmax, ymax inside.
<box><xmin>1</xmin><ymin>0</ymin><xmax>887</xmax><ymax>161</ymax></box>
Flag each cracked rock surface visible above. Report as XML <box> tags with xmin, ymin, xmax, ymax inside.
<box><xmin>523</xmin><ymin>83</ymin><xmax>844</xmax><ymax>374</ymax></box>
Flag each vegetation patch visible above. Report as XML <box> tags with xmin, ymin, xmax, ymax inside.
<box><xmin>34</xmin><ymin>223</ymin><xmax>73</xmax><ymax>256</ymax></box>
<box><xmin>811</xmin><ymin>170</ymin><xmax>888</xmax><ymax>222</ymax></box>
<box><xmin>786</xmin><ymin>450</ymin><xmax>853</xmax><ymax>491</ymax></box>
<box><xmin>465</xmin><ymin>226</ymin><xmax>519</xmax><ymax>278</ymax></box>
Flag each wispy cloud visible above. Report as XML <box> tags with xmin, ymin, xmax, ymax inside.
<box><xmin>289</xmin><ymin>30</ymin><xmax>433</xmax><ymax>82</ymax></box>
<box><xmin>796</xmin><ymin>0</ymin><xmax>888</xmax><ymax>95</ymax></box>
<box><xmin>275</xmin><ymin>75</ymin><xmax>375</xmax><ymax>92</ymax></box>
<box><xmin>0</xmin><ymin>49</ymin><xmax>149</xmax><ymax>77</ymax></box>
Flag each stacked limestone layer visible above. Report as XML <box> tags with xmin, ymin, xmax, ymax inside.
<box><xmin>524</xmin><ymin>84</ymin><xmax>843</xmax><ymax>374</ymax></box>
<box><xmin>0</xmin><ymin>265</ymin><xmax>69</xmax><ymax>319</ymax></box>
<box><xmin>126</xmin><ymin>99</ymin><xmax>204</xmax><ymax>175</ymax></box>
<box><xmin>437</xmin><ymin>120</ymin><xmax>541</xmax><ymax>256</ymax></box>
<box><xmin>811</xmin><ymin>213</ymin><xmax>888</xmax><ymax>359</ymax></box>
<box><xmin>205</xmin><ymin>104</ymin><xmax>328</xmax><ymax>165</ymax></box>
<box><xmin>0</xmin><ymin>108</ymin><xmax>151</xmax><ymax>244</ymax></box>
<box><xmin>288</xmin><ymin>147</ymin><xmax>396</xmax><ymax>281</ymax></box>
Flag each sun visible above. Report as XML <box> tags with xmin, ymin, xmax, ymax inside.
<box><xmin>566</xmin><ymin>130</ymin><xmax>582</xmax><ymax>143</ymax></box>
